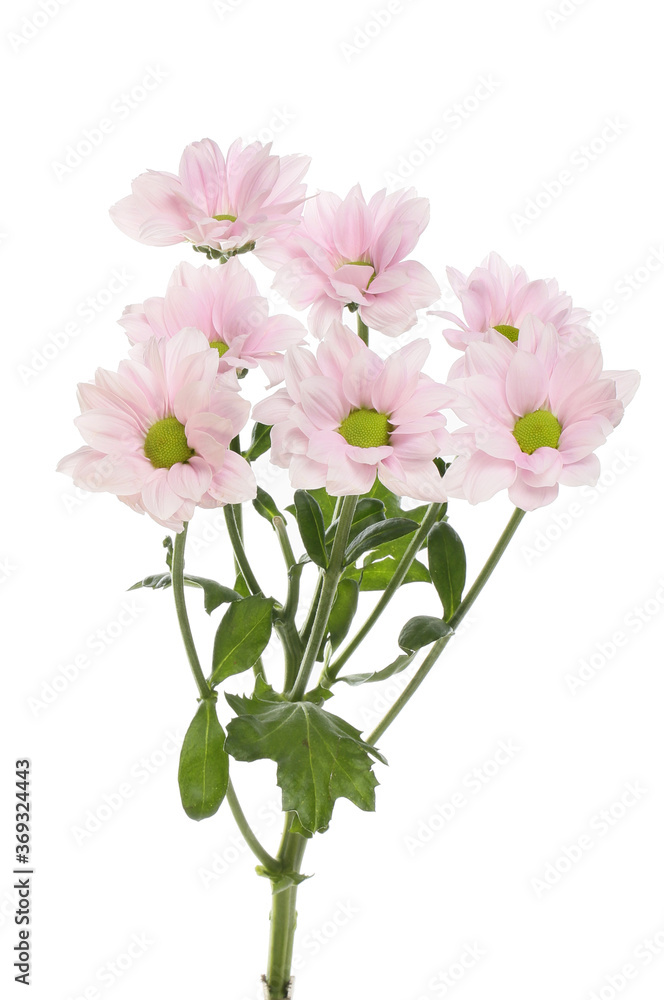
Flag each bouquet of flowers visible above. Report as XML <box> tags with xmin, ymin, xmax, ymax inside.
<box><xmin>57</xmin><ymin>137</ymin><xmax>639</xmax><ymax>999</ymax></box>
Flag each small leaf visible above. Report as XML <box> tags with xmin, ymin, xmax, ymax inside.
<box><xmin>338</xmin><ymin>651</ymin><xmax>416</xmax><ymax>686</ymax></box>
<box><xmin>178</xmin><ymin>699</ymin><xmax>229</xmax><ymax>820</ymax></box>
<box><xmin>225</xmin><ymin>698</ymin><xmax>386</xmax><ymax>833</ymax></box>
<box><xmin>428</xmin><ymin>522</ymin><xmax>466</xmax><ymax>621</ymax></box>
<box><xmin>243</xmin><ymin>422</ymin><xmax>272</xmax><ymax>462</ymax></box>
<box><xmin>252</xmin><ymin>485</ymin><xmax>286</xmax><ymax>526</ymax></box>
<box><xmin>293</xmin><ymin>490</ymin><xmax>328</xmax><ymax>569</ymax></box>
<box><xmin>163</xmin><ymin>536</ymin><xmax>173</xmax><ymax>570</ymax></box>
<box><xmin>233</xmin><ymin>571</ymin><xmax>251</xmax><ymax>598</ymax></box>
<box><xmin>211</xmin><ymin>596</ymin><xmax>274</xmax><ymax>685</ymax></box>
<box><xmin>345</xmin><ymin>518</ymin><xmax>419</xmax><ymax>565</ymax></box>
<box><xmin>398</xmin><ymin>615</ymin><xmax>453</xmax><ymax>653</ymax></box>
<box><xmin>129</xmin><ymin>572</ymin><xmax>172</xmax><ymax>592</ymax></box>
<box><xmin>129</xmin><ymin>572</ymin><xmax>240</xmax><ymax>614</ymax></box>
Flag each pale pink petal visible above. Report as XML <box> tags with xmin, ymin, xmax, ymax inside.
<box><xmin>505</xmin><ymin>352</ymin><xmax>548</xmax><ymax>417</ymax></box>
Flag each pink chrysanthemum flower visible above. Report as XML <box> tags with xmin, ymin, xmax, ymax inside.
<box><xmin>253</xmin><ymin>322</ymin><xmax>452</xmax><ymax>499</ymax></box>
<box><xmin>269</xmin><ymin>184</ymin><xmax>440</xmax><ymax>338</ymax></box>
<box><xmin>443</xmin><ymin>318</ymin><xmax>640</xmax><ymax>511</ymax></box>
<box><xmin>431</xmin><ymin>252</ymin><xmax>594</xmax><ymax>362</ymax></box>
<box><xmin>57</xmin><ymin>329</ymin><xmax>256</xmax><ymax>530</ymax></box>
<box><xmin>119</xmin><ymin>259</ymin><xmax>306</xmax><ymax>388</ymax></box>
<box><xmin>109</xmin><ymin>138</ymin><xmax>310</xmax><ymax>264</ymax></box>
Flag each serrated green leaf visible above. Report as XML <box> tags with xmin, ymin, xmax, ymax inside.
<box><xmin>293</xmin><ymin>490</ymin><xmax>328</xmax><ymax>568</ymax></box>
<box><xmin>252</xmin><ymin>485</ymin><xmax>286</xmax><ymax>526</ymax></box>
<box><xmin>398</xmin><ymin>615</ymin><xmax>453</xmax><ymax>652</ymax></box>
<box><xmin>243</xmin><ymin>422</ymin><xmax>272</xmax><ymax>462</ymax></box>
<box><xmin>178</xmin><ymin>699</ymin><xmax>229</xmax><ymax>820</ymax></box>
<box><xmin>210</xmin><ymin>596</ymin><xmax>274</xmax><ymax>684</ymax></box>
<box><xmin>225</xmin><ymin>699</ymin><xmax>386</xmax><ymax>833</ymax></box>
<box><xmin>344</xmin><ymin>518</ymin><xmax>418</xmax><ymax>565</ymax></box>
<box><xmin>338</xmin><ymin>651</ymin><xmax>416</xmax><ymax>686</ymax></box>
<box><xmin>428</xmin><ymin>522</ymin><xmax>466</xmax><ymax>621</ymax></box>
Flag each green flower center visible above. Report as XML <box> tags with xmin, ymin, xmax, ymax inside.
<box><xmin>513</xmin><ymin>409</ymin><xmax>562</xmax><ymax>455</ymax></box>
<box><xmin>212</xmin><ymin>213</ymin><xmax>237</xmax><ymax>222</ymax></box>
<box><xmin>338</xmin><ymin>408</ymin><xmax>390</xmax><ymax>448</ymax></box>
<box><xmin>210</xmin><ymin>340</ymin><xmax>230</xmax><ymax>358</ymax></box>
<box><xmin>494</xmin><ymin>324</ymin><xmax>519</xmax><ymax>343</ymax></box>
<box><xmin>144</xmin><ymin>417</ymin><xmax>195</xmax><ymax>469</ymax></box>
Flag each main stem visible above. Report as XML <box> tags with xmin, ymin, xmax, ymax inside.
<box><xmin>265</xmin><ymin>816</ymin><xmax>307</xmax><ymax>999</ymax></box>
<box><xmin>366</xmin><ymin>507</ymin><xmax>527</xmax><ymax>744</ymax></box>
<box><xmin>289</xmin><ymin>495</ymin><xmax>358</xmax><ymax>701</ymax></box>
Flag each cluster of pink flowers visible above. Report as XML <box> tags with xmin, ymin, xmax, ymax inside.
<box><xmin>58</xmin><ymin>137</ymin><xmax>639</xmax><ymax>528</ymax></box>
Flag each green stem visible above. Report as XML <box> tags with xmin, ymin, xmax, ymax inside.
<box><xmin>357</xmin><ymin>314</ymin><xmax>369</xmax><ymax>345</ymax></box>
<box><xmin>265</xmin><ymin>816</ymin><xmax>307</xmax><ymax>999</ymax></box>
<box><xmin>226</xmin><ymin>778</ymin><xmax>282</xmax><ymax>872</ymax></box>
<box><xmin>366</xmin><ymin>507</ymin><xmax>527</xmax><ymax>744</ymax></box>
<box><xmin>273</xmin><ymin>516</ymin><xmax>304</xmax><ymax>692</ymax></box>
<box><xmin>327</xmin><ymin>502</ymin><xmax>444</xmax><ymax>683</ymax></box>
<box><xmin>289</xmin><ymin>495</ymin><xmax>358</xmax><ymax>701</ymax></box>
<box><xmin>172</xmin><ymin>524</ymin><xmax>212</xmax><ymax>701</ymax></box>
<box><xmin>224</xmin><ymin>504</ymin><xmax>262</xmax><ymax>596</ymax></box>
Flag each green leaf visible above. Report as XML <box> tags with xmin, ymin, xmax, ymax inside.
<box><xmin>252</xmin><ymin>485</ymin><xmax>286</xmax><ymax>526</ymax></box>
<box><xmin>233</xmin><ymin>571</ymin><xmax>251</xmax><ymax>598</ymax></box>
<box><xmin>293</xmin><ymin>490</ymin><xmax>328</xmax><ymax>569</ymax></box>
<box><xmin>344</xmin><ymin>556</ymin><xmax>430</xmax><ymax>591</ymax></box>
<box><xmin>243</xmin><ymin>422</ymin><xmax>272</xmax><ymax>462</ymax></box>
<box><xmin>225</xmin><ymin>697</ymin><xmax>386</xmax><ymax>833</ymax></box>
<box><xmin>325</xmin><ymin>498</ymin><xmax>385</xmax><ymax>547</ymax></box>
<box><xmin>326</xmin><ymin>579</ymin><xmax>360</xmax><ymax>651</ymax></box>
<box><xmin>178</xmin><ymin>699</ymin><xmax>229</xmax><ymax>820</ymax></box>
<box><xmin>338</xmin><ymin>651</ymin><xmax>416</xmax><ymax>686</ymax></box>
<box><xmin>344</xmin><ymin>518</ymin><xmax>419</xmax><ymax>565</ymax></box>
<box><xmin>428</xmin><ymin>522</ymin><xmax>466</xmax><ymax>621</ymax></box>
<box><xmin>129</xmin><ymin>572</ymin><xmax>240</xmax><ymax>614</ymax></box>
<box><xmin>304</xmin><ymin>488</ymin><xmax>338</xmax><ymax>527</ymax></box>
<box><xmin>398</xmin><ymin>616</ymin><xmax>453</xmax><ymax>653</ymax></box>
<box><xmin>211</xmin><ymin>596</ymin><xmax>274</xmax><ymax>685</ymax></box>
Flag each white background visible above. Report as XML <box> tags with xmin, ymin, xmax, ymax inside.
<box><xmin>1</xmin><ymin>1</ymin><xmax>663</xmax><ymax>998</ymax></box>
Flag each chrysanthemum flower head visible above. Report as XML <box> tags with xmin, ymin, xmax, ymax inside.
<box><xmin>253</xmin><ymin>322</ymin><xmax>452</xmax><ymax>500</ymax></box>
<box><xmin>57</xmin><ymin>329</ymin><xmax>256</xmax><ymax>530</ymax></box>
<box><xmin>443</xmin><ymin>318</ymin><xmax>640</xmax><ymax>510</ymax></box>
<box><xmin>119</xmin><ymin>258</ymin><xmax>306</xmax><ymax>388</ymax></box>
<box><xmin>269</xmin><ymin>184</ymin><xmax>440</xmax><ymax>338</ymax></box>
<box><xmin>431</xmin><ymin>252</ymin><xmax>594</xmax><ymax>359</ymax></box>
<box><xmin>109</xmin><ymin>138</ymin><xmax>310</xmax><ymax>264</ymax></box>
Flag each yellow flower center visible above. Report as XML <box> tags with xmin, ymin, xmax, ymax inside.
<box><xmin>494</xmin><ymin>324</ymin><xmax>519</xmax><ymax>343</ymax></box>
<box><xmin>338</xmin><ymin>408</ymin><xmax>390</xmax><ymax>448</ymax></box>
<box><xmin>210</xmin><ymin>340</ymin><xmax>230</xmax><ymax>358</ymax></box>
<box><xmin>212</xmin><ymin>213</ymin><xmax>237</xmax><ymax>222</ymax></box>
<box><xmin>144</xmin><ymin>417</ymin><xmax>195</xmax><ymax>469</ymax></box>
<box><xmin>513</xmin><ymin>409</ymin><xmax>562</xmax><ymax>455</ymax></box>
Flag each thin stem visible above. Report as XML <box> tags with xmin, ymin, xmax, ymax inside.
<box><xmin>226</xmin><ymin>778</ymin><xmax>282</xmax><ymax>872</ymax></box>
<box><xmin>328</xmin><ymin>502</ymin><xmax>444</xmax><ymax>682</ymax></box>
<box><xmin>289</xmin><ymin>495</ymin><xmax>358</xmax><ymax>701</ymax></box>
<box><xmin>224</xmin><ymin>504</ymin><xmax>262</xmax><ymax>596</ymax></box>
<box><xmin>298</xmin><ymin>570</ymin><xmax>322</xmax><ymax>646</ymax></box>
<box><xmin>172</xmin><ymin>524</ymin><xmax>212</xmax><ymax>701</ymax></box>
<box><xmin>273</xmin><ymin>517</ymin><xmax>300</xmax><ymax>619</ymax></box>
<box><xmin>265</xmin><ymin>816</ymin><xmax>308</xmax><ymax>999</ymax></box>
<box><xmin>272</xmin><ymin>516</ymin><xmax>304</xmax><ymax>692</ymax></box>
<box><xmin>366</xmin><ymin>507</ymin><xmax>527</xmax><ymax>744</ymax></box>
<box><xmin>357</xmin><ymin>314</ymin><xmax>369</xmax><ymax>345</ymax></box>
